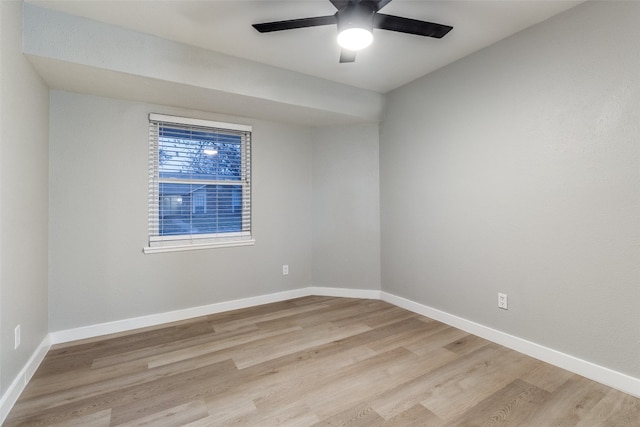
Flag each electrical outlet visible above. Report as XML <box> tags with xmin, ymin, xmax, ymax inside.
<box><xmin>282</xmin><ymin>265</ymin><xmax>289</xmax><ymax>275</ymax></box>
<box><xmin>498</xmin><ymin>293</ymin><xmax>508</xmax><ymax>310</ymax></box>
<box><xmin>14</xmin><ymin>325</ymin><xmax>21</xmax><ymax>349</ymax></box>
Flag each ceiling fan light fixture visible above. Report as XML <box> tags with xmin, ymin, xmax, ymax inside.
<box><xmin>337</xmin><ymin>27</ymin><xmax>373</xmax><ymax>51</ymax></box>
<box><xmin>252</xmin><ymin>0</ymin><xmax>453</xmax><ymax>63</ymax></box>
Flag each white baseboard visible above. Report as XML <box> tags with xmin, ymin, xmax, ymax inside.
<box><xmin>381</xmin><ymin>291</ymin><xmax>640</xmax><ymax>398</ymax></box>
<box><xmin>48</xmin><ymin>287</ymin><xmax>381</xmax><ymax>345</ymax></box>
<box><xmin>309</xmin><ymin>286</ymin><xmax>382</xmax><ymax>300</ymax></box>
<box><xmin>3</xmin><ymin>286</ymin><xmax>637</xmax><ymax>426</ymax></box>
<box><xmin>49</xmin><ymin>288</ymin><xmax>311</xmax><ymax>344</ymax></box>
<box><xmin>0</xmin><ymin>336</ymin><xmax>51</xmax><ymax>424</ymax></box>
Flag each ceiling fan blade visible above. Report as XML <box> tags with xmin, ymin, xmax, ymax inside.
<box><xmin>373</xmin><ymin>13</ymin><xmax>453</xmax><ymax>38</ymax></box>
<box><xmin>366</xmin><ymin>0</ymin><xmax>393</xmax><ymax>12</ymax></box>
<box><xmin>253</xmin><ymin>15</ymin><xmax>336</xmax><ymax>33</ymax></box>
<box><xmin>329</xmin><ymin>0</ymin><xmax>350</xmax><ymax>10</ymax></box>
<box><xmin>339</xmin><ymin>49</ymin><xmax>356</xmax><ymax>63</ymax></box>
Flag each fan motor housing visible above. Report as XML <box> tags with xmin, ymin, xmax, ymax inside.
<box><xmin>337</xmin><ymin>3</ymin><xmax>375</xmax><ymax>33</ymax></box>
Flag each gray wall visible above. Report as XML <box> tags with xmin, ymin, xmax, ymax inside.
<box><xmin>311</xmin><ymin>125</ymin><xmax>381</xmax><ymax>290</ymax></box>
<box><xmin>23</xmin><ymin>2</ymin><xmax>384</xmax><ymax>127</ymax></box>
<box><xmin>4</xmin><ymin>0</ymin><xmax>638</xmax><ymax>399</ymax></box>
<box><xmin>48</xmin><ymin>91</ymin><xmax>313</xmax><ymax>331</ymax></box>
<box><xmin>380</xmin><ymin>1</ymin><xmax>640</xmax><ymax>378</ymax></box>
<box><xmin>0</xmin><ymin>1</ymin><xmax>50</xmax><ymax>394</ymax></box>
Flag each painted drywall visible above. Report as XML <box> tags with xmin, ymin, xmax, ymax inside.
<box><xmin>380</xmin><ymin>1</ymin><xmax>640</xmax><ymax>378</ymax></box>
<box><xmin>0</xmin><ymin>0</ymin><xmax>50</xmax><ymax>394</ymax></box>
<box><xmin>48</xmin><ymin>91</ymin><xmax>312</xmax><ymax>331</ymax></box>
<box><xmin>311</xmin><ymin>125</ymin><xmax>381</xmax><ymax>290</ymax></box>
<box><xmin>23</xmin><ymin>3</ymin><xmax>384</xmax><ymax>127</ymax></box>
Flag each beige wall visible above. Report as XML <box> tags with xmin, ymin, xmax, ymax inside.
<box><xmin>380</xmin><ymin>1</ymin><xmax>640</xmax><ymax>378</ymax></box>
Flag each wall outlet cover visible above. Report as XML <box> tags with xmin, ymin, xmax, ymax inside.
<box><xmin>498</xmin><ymin>293</ymin><xmax>508</xmax><ymax>310</ymax></box>
<box><xmin>14</xmin><ymin>325</ymin><xmax>21</xmax><ymax>349</ymax></box>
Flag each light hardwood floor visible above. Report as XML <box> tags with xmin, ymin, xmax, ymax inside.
<box><xmin>6</xmin><ymin>296</ymin><xmax>639</xmax><ymax>426</ymax></box>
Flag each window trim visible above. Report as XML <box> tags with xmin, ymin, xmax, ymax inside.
<box><xmin>143</xmin><ymin>238</ymin><xmax>255</xmax><ymax>254</ymax></box>
<box><xmin>148</xmin><ymin>113</ymin><xmax>252</xmax><ymax>133</ymax></box>
<box><xmin>143</xmin><ymin>113</ymin><xmax>254</xmax><ymax>254</ymax></box>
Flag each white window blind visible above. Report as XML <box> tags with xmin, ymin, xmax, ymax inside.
<box><xmin>145</xmin><ymin>113</ymin><xmax>253</xmax><ymax>253</ymax></box>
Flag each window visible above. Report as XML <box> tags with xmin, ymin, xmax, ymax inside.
<box><xmin>144</xmin><ymin>114</ymin><xmax>253</xmax><ymax>253</ymax></box>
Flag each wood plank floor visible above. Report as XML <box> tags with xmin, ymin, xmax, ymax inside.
<box><xmin>6</xmin><ymin>296</ymin><xmax>639</xmax><ymax>426</ymax></box>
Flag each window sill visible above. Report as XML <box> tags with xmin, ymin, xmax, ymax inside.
<box><xmin>143</xmin><ymin>239</ymin><xmax>255</xmax><ymax>254</ymax></box>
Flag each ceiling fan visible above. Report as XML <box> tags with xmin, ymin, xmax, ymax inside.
<box><xmin>252</xmin><ymin>0</ymin><xmax>453</xmax><ymax>63</ymax></box>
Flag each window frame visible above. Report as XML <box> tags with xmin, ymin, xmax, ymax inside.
<box><xmin>143</xmin><ymin>113</ymin><xmax>254</xmax><ymax>254</ymax></box>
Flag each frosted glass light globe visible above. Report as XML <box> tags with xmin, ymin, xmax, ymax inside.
<box><xmin>337</xmin><ymin>28</ymin><xmax>373</xmax><ymax>51</ymax></box>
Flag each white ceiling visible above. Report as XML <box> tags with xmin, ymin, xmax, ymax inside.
<box><xmin>27</xmin><ymin>0</ymin><xmax>583</xmax><ymax>94</ymax></box>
